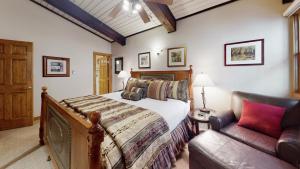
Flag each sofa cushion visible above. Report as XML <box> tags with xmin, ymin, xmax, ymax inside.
<box><xmin>220</xmin><ymin>123</ymin><xmax>277</xmax><ymax>156</ymax></box>
<box><xmin>238</xmin><ymin>100</ymin><xmax>286</xmax><ymax>138</ymax></box>
<box><xmin>189</xmin><ymin>130</ymin><xmax>296</xmax><ymax>169</ymax></box>
<box><xmin>231</xmin><ymin>91</ymin><xmax>298</xmax><ymax>121</ymax></box>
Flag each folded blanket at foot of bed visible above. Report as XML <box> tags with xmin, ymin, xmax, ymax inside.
<box><xmin>62</xmin><ymin>95</ymin><xmax>175</xmax><ymax>169</ymax></box>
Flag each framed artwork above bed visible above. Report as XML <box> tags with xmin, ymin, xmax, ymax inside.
<box><xmin>43</xmin><ymin>56</ymin><xmax>70</xmax><ymax>77</ymax></box>
<box><xmin>138</xmin><ymin>52</ymin><xmax>151</xmax><ymax>69</ymax></box>
<box><xmin>167</xmin><ymin>47</ymin><xmax>187</xmax><ymax>67</ymax></box>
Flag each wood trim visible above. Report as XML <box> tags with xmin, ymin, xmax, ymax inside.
<box><xmin>43</xmin><ymin>56</ymin><xmax>70</xmax><ymax>77</ymax></box>
<box><xmin>29</xmin><ymin>0</ymin><xmax>113</xmax><ymax>43</ymax></box>
<box><xmin>176</xmin><ymin>0</ymin><xmax>239</xmax><ymax>21</ymax></box>
<box><xmin>93</xmin><ymin>52</ymin><xmax>112</xmax><ymax>95</ymax></box>
<box><xmin>125</xmin><ymin>0</ymin><xmax>239</xmax><ymax>39</ymax></box>
<box><xmin>130</xmin><ymin>65</ymin><xmax>194</xmax><ymax>111</ymax></box>
<box><xmin>144</xmin><ymin>1</ymin><xmax>176</xmax><ymax>33</ymax></box>
<box><xmin>43</xmin><ymin>0</ymin><xmax>126</xmax><ymax>45</ymax></box>
<box><xmin>39</xmin><ymin>87</ymin><xmax>104</xmax><ymax>169</ymax></box>
<box><xmin>34</xmin><ymin>116</ymin><xmax>40</xmax><ymax>121</ymax></box>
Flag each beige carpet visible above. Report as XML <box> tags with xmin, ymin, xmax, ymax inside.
<box><xmin>0</xmin><ymin>122</ymin><xmax>40</xmax><ymax>169</ymax></box>
<box><xmin>0</xmin><ymin>121</ymin><xmax>189</xmax><ymax>169</ymax></box>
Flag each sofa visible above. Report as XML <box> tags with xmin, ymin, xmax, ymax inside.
<box><xmin>189</xmin><ymin>91</ymin><xmax>300</xmax><ymax>169</ymax></box>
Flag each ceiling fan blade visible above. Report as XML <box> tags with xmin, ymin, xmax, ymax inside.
<box><xmin>109</xmin><ymin>1</ymin><xmax>123</xmax><ymax>18</ymax></box>
<box><xmin>139</xmin><ymin>6</ymin><xmax>151</xmax><ymax>23</ymax></box>
<box><xmin>144</xmin><ymin>0</ymin><xmax>173</xmax><ymax>5</ymax></box>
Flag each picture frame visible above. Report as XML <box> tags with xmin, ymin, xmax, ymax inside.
<box><xmin>138</xmin><ymin>52</ymin><xmax>151</xmax><ymax>69</ymax></box>
<box><xmin>115</xmin><ymin>57</ymin><xmax>123</xmax><ymax>74</ymax></box>
<box><xmin>43</xmin><ymin>56</ymin><xmax>70</xmax><ymax>77</ymax></box>
<box><xmin>224</xmin><ymin>39</ymin><xmax>264</xmax><ymax>66</ymax></box>
<box><xmin>167</xmin><ymin>47</ymin><xmax>187</xmax><ymax>67</ymax></box>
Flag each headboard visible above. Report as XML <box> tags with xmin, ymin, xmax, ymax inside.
<box><xmin>131</xmin><ymin>65</ymin><xmax>194</xmax><ymax>111</ymax></box>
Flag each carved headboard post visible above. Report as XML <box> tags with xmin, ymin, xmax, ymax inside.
<box><xmin>39</xmin><ymin>86</ymin><xmax>48</xmax><ymax>145</ymax></box>
<box><xmin>188</xmin><ymin>65</ymin><xmax>195</xmax><ymax>111</ymax></box>
<box><xmin>88</xmin><ymin>111</ymin><xmax>104</xmax><ymax>169</ymax></box>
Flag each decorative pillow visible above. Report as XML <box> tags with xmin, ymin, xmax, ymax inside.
<box><xmin>125</xmin><ymin>78</ymin><xmax>137</xmax><ymax>91</ymax></box>
<box><xmin>130</xmin><ymin>87</ymin><xmax>144</xmax><ymax>98</ymax></box>
<box><xmin>147</xmin><ymin>80</ymin><xmax>169</xmax><ymax>101</ymax></box>
<box><xmin>121</xmin><ymin>91</ymin><xmax>142</xmax><ymax>101</ymax></box>
<box><xmin>136</xmin><ymin>79</ymin><xmax>150</xmax><ymax>98</ymax></box>
<box><xmin>167</xmin><ymin>80</ymin><xmax>188</xmax><ymax>102</ymax></box>
<box><xmin>238</xmin><ymin>100</ymin><xmax>286</xmax><ymax>138</ymax></box>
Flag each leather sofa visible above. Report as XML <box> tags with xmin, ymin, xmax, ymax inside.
<box><xmin>189</xmin><ymin>91</ymin><xmax>300</xmax><ymax>169</ymax></box>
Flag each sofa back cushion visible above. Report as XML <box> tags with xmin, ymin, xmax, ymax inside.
<box><xmin>231</xmin><ymin>91</ymin><xmax>299</xmax><ymax>129</ymax></box>
<box><xmin>238</xmin><ymin>100</ymin><xmax>286</xmax><ymax>138</ymax></box>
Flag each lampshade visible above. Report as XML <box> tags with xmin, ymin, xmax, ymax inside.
<box><xmin>193</xmin><ymin>73</ymin><xmax>214</xmax><ymax>87</ymax></box>
<box><xmin>118</xmin><ymin>70</ymin><xmax>129</xmax><ymax>78</ymax></box>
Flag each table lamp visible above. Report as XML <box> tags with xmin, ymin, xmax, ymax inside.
<box><xmin>193</xmin><ymin>73</ymin><xmax>215</xmax><ymax>113</ymax></box>
<box><xmin>118</xmin><ymin>70</ymin><xmax>129</xmax><ymax>90</ymax></box>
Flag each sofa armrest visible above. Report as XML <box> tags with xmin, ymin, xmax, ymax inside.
<box><xmin>209</xmin><ymin>110</ymin><xmax>235</xmax><ymax>131</ymax></box>
<box><xmin>276</xmin><ymin>127</ymin><xmax>300</xmax><ymax>168</ymax></box>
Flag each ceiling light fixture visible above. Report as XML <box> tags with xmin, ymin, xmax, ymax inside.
<box><xmin>134</xmin><ymin>3</ymin><xmax>141</xmax><ymax>10</ymax></box>
<box><xmin>123</xmin><ymin>0</ymin><xmax>141</xmax><ymax>15</ymax></box>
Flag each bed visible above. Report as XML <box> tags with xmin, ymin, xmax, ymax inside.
<box><xmin>39</xmin><ymin>66</ymin><xmax>195</xmax><ymax>169</ymax></box>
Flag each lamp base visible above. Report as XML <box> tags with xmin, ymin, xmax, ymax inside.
<box><xmin>200</xmin><ymin>108</ymin><xmax>210</xmax><ymax>113</ymax></box>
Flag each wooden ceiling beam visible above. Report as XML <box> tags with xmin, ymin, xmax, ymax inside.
<box><xmin>144</xmin><ymin>1</ymin><xmax>176</xmax><ymax>33</ymax></box>
<box><xmin>44</xmin><ymin>0</ymin><xmax>126</xmax><ymax>46</ymax></box>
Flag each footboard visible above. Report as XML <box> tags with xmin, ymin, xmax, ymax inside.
<box><xmin>39</xmin><ymin>87</ymin><xmax>104</xmax><ymax>169</ymax></box>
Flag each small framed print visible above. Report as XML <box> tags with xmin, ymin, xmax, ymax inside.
<box><xmin>138</xmin><ymin>52</ymin><xmax>151</xmax><ymax>69</ymax></box>
<box><xmin>224</xmin><ymin>39</ymin><xmax>264</xmax><ymax>66</ymax></box>
<box><xmin>43</xmin><ymin>56</ymin><xmax>70</xmax><ymax>77</ymax></box>
<box><xmin>167</xmin><ymin>47</ymin><xmax>187</xmax><ymax>67</ymax></box>
<box><xmin>115</xmin><ymin>57</ymin><xmax>123</xmax><ymax>74</ymax></box>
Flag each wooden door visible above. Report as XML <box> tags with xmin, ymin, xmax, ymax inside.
<box><xmin>99</xmin><ymin>56</ymin><xmax>109</xmax><ymax>94</ymax></box>
<box><xmin>0</xmin><ymin>39</ymin><xmax>33</xmax><ymax>130</ymax></box>
<box><xmin>93</xmin><ymin>53</ymin><xmax>112</xmax><ymax>95</ymax></box>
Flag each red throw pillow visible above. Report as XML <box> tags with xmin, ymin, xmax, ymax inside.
<box><xmin>238</xmin><ymin>100</ymin><xmax>286</xmax><ymax>138</ymax></box>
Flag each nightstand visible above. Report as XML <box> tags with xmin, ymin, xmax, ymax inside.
<box><xmin>188</xmin><ymin>109</ymin><xmax>216</xmax><ymax>135</ymax></box>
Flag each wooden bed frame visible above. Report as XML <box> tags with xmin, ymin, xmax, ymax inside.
<box><xmin>39</xmin><ymin>66</ymin><xmax>194</xmax><ymax>169</ymax></box>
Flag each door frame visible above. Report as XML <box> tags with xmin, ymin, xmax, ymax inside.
<box><xmin>93</xmin><ymin>52</ymin><xmax>112</xmax><ymax>95</ymax></box>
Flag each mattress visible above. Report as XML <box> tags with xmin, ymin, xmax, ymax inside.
<box><xmin>103</xmin><ymin>92</ymin><xmax>190</xmax><ymax>131</ymax></box>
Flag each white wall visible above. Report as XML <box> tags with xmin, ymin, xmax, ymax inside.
<box><xmin>112</xmin><ymin>0</ymin><xmax>290</xmax><ymax>112</ymax></box>
<box><xmin>0</xmin><ymin>0</ymin><xmax>111</xmax><ymax>117</ymax></box>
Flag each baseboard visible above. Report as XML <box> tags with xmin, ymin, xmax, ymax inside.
<box><xmin>33</xmin><ymin>116</ymin><xmax>40</xmax><ymax>121</ymax></box>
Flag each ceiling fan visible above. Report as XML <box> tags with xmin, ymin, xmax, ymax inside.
<box><xmin>109</xmin><ymin>0</ymin><xmax>173</xmax><ymax>23</ymax></box>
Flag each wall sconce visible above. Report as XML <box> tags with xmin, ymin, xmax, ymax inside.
<box><xmin>156</xmin><ymin>49</ymin><xmax>163</xmax><ymax>56</ymax></box>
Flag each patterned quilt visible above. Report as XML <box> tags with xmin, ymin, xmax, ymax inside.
<box><xmin>61</xmin><ymin>95</ymin><xmax>172</xmax><ymax>169</ymax></box>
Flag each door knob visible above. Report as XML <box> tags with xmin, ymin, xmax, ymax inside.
<box><xmin>28</xmin><ymin>86</ymin><xmax>32</xmax><ymax>89</ymax></box>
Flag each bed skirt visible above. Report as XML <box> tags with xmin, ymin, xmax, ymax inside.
<box><xmin>150</xmin><ymin>117</ymin><xmax>192</xmax><ymax>169</ymax></box>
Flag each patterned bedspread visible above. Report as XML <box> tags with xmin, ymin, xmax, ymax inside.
<box><xmin>61</xmin><ymin>95</ymin><xmax>172</xmax><ymax>169</ymax></box>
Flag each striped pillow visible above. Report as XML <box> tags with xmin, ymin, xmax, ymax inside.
<box><xmin>167</xmin><ymin>80</ymin><xmax>189</xmax><ymax>102</ymax></box>
<box><xmin>147</xmin><ymin>80</ymin><xmax>170</xmax><ymax>101</ymax></box>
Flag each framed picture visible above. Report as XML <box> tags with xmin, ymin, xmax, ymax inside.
<box><xmin>138</xmin><ymin>52</ymin><xmax>151</xmax><ymax>69</ymax></box>
<box><xmin>224</xmin><ymin>39</ymin><xmax>264</xmax><ymax>66</ymax></box>
<box><xmin>43</xmin><ymin>56</ymin><xmax>70</xmax><ymax>77</ymax></box>
<box><xmin>167</xmin><ymin>47</ymin><xmax>186</xmax><ymax>67</ymax></box>
<box><xmin>115</xmin><ymin>57</ymin><xmax>123</xmax><ymax>74</ymax></box>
